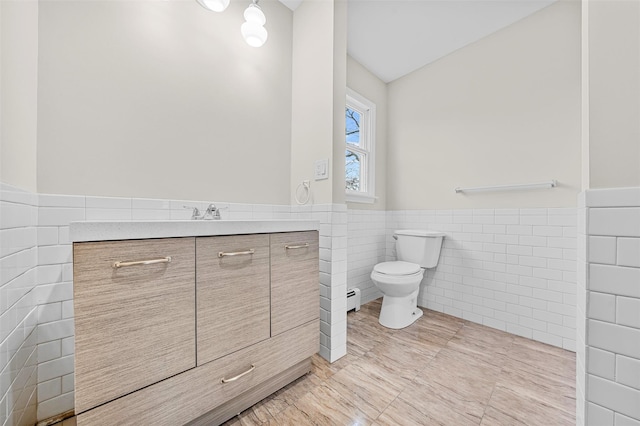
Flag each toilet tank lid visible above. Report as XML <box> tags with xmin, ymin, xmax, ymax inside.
<box><xmin>374</xmin><ymin>261</ymin><xmax>421</xmax><ymax>275</ymax></box>
<box><xmin>394</xmin><ymin>230</ymin><xmax>446</xmax><ymax>238</ymax></box>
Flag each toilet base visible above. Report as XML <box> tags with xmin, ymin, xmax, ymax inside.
<box><xmin>378</xmin><ymin>290</ymin><xmax>423</xmax><ymax>329</ymax></box>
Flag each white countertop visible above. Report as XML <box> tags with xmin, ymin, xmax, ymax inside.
<box><xmin>70</xmin><ymin>220</ymin><xmax>320</xmax><ymax>242</ymax></box>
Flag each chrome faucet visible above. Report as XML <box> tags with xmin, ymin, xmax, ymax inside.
<box><xmin>184</xmin><ymin>204</ymin><xmax>223</xmax><ymax>220</ymax></box>
<box><xmin>203</xmin><ymin>204</ymin><xmax>222</xmax><ymax>220</ymax></box>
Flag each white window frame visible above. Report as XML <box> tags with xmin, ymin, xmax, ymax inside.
<box><xmin>345</xmin><ymin>88</ymin><xmax>376</xmax><ymax>204</ymax></box>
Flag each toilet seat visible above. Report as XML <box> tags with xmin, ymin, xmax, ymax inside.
<box><xmin>371</xmin><ymin>261</ymin><xmax>424</xmax><ymax>287</ymax></box>
<box><xmin>373</xmin><ymin>261</ymin><xmax>421</xmax><ymax>276</ymax></box>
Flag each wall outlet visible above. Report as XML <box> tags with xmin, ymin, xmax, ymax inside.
<box><xmin>314</xmin><ymin>159</ymin><xmax>329</xmax><ymax>181</ymax></box>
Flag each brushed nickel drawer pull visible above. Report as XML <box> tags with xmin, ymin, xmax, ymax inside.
<box><xmin>285</xmin><ymin>243</ymin><xmax>309</xmax><ymax>250</ymax></box>
<box><xmin>221</xmin><ymin>364</ymin><xmax>255</xmax><ymax>383</ymax></box>
<box><xmin>218</xmin><ymin>249</ymin><xmax>255</xmax><ymax>258</ymax></box>
<box><xmin>112</xmin><ymin>257</ymin><xmax>172</xmax><ymax>269</ymax></box>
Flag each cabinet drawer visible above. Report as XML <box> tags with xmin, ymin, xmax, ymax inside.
<box><xmin>76</xmin><ymin>321</ymin><xmax>319</xmax><ymax>426</ymax></box>
<box><xmin>270</xmin><ymin>231</ymin><xmax>319</xmax><ymax>336</ymax></box>
<box><xmin>196</xmin><ymin>234</ymin><xmax>270</xmax><ymax>365</ymax></box>
<box><xmin>73</xmin><ymin>238</ymin><xmax>196</xmax><ymax>414</ymax></box>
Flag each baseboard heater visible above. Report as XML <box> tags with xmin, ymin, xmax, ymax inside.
<box><xmin>347</xmin><ymin>288</ymin><xmax>361</xmax><ymax>312</ymax></box>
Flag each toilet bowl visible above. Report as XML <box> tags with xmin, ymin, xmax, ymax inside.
<box><xmin>370</xmin><ymin>230</ymin><xmax>445</xmax><ymax>329</ymax></box>
<box><xmin>371</xmin><ymin>261</ymin><xmax>424</xmax><ymax>329</ymax></box>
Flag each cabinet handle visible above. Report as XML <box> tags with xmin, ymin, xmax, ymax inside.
<box><xmin>112</xmin><ymin>257</ymin><xmax>172</xmax><ymax>269</ymax></box>
<box><xmin>285</xmin><ymin>243</ymin><xmax>309</xmax><ymax>250</ymax></box>
<box><xmin>221</xmin><ymin>364</ymin><xmax>256</xmax><ymax>383</ymax></box>
<box><xmin>217</xmin><ymin>249</ymin><xmax>255</xmax><ymax>258</ymax></box>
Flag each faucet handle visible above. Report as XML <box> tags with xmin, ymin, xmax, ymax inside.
<box><xmin>183</xmin><ymin>205</ymin><xmax>201</xmax><ymax>220</ymax></box>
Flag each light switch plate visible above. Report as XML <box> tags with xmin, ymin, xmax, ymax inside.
<box><xmin>314</xmin><ymin>159</ymin><xmax>329</xmax><ymax>181</ymax></box>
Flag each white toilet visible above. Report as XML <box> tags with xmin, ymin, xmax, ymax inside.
<box><xmin>371</xmin><ymin>230</ymin><xmax>445</xmax><ymax>329</ymax></box>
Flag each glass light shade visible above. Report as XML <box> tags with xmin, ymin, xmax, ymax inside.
<box><xmin>196</xmin><ymin>0</ymin><xmax>230</xmax><ymax>12</ymax></box>
<box><xmin>241</xmin><ymin>21</ymin><xmax>268</xmax><ymax>47</ymax></box>
<box><xmin>243</xmin><ymin>4</ymin><xmax>266</xmax><ymax>25</ymax></box>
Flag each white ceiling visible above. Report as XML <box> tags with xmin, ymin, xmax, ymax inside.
<box><xmin>279</xmin><ymin>0</ymin><xmax>556</xmax><ymax>83</ymax></box>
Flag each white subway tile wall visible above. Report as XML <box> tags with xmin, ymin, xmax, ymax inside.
<box><xmin>347</xmin><ymin>210</ymin><xmax>386</xmax><ymax>304</ymax></box>
<box><xmin>292</xmin><ymin>205</ymin><xmax>348</xmax><ymax>362</ymax></box>
<box><xmin>0</xmin><ymin>184</ymin><xmax>39</xmax><ymax>426</ymax></box>
<box><xmin>583</xmin><ymin>187</ymin><xmax>640</xmax><ymax>425</ymax></box>
<box><xmin>384</xmin><ymin>208</ymin><xmax>578</xmax><ymax>350</ymax></box>
<box><xmin>15</xmin><ymin>185</ymin><xmax>640</xmax><ymax>424</ymax></box>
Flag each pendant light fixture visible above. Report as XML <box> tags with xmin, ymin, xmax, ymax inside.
<box><xmin>196</xmin><ymin>0</ymin><xmax>230</xmax><ymax>12</ymax></box>
<box><xmin>196</xmin><ymin>0</ymin><xmax>268</xmax><ymax>48</ymax></box>
<box><xmin>241</xmin><ymin>0</ymin><xmax>268</xmax><ymax>47</ymax></box>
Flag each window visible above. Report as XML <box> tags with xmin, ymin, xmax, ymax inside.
<box><xmin>345</xmin><ymin>88</ymin><xmax>376</xmax><ymax>203</ymax></box>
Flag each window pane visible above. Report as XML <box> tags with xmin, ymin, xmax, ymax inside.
<box><xmin>345</xmin><ymin>107</ymin><xmax>360</xmax><ymax>146</ymax></box>
<box><xmin>346</xmin><ymin>150</ymin><xmax>360</xmax><ymax>191</ymax></box>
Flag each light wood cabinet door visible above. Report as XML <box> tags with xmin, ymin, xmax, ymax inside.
<box><xmin>76</xmin><ymin>321</ymin><xmax>318</xmax><ymax>426</ymax></box>
<box><xmin>270</xmin><ymin>231</ymin><xmax>319</xmax><ymax>336</ymax></box>
<box><xmin>73</xmin><ymin>237</ymin><xmax>196</xmax><ymax>414</ymax></box>
<box><xmin>196</xmin><ymin>234</ymin><xmax>270</xmax><ymax>365</ymax></box>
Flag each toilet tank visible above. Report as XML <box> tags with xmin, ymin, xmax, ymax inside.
<box><xmin>394</xmin><ymin>230</ymin><xmax>445</xmax><ymax>268</ymax></box>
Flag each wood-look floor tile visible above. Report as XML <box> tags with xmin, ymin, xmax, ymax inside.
<box><xmin>349</xmin><ymin>310</ymin><xmax>389</xmax><ymax>333</ymax></box>
<box><xmin>455</xmin><ymin>322</ymin><xmax>515</xmax><ymax>350</ymax></box>
<box><xmin>399</xmin><ymin>310</ymin><xmax>463</xmax><ymax>343</ymax></box>
<box><xmin>505</xmin><ymin>339</ymin><xmax>575</xmax><ymax>382</ymax></box>
<box><xmin>323</xmin><ymin>357</ymin><xmax>409</xmax><ymax>419</ymax></box>
<box><xmin>349</xmin><ymin>302</ymin><xmax>382</xmax><ymax>323</ymax></box>
<box><xmin>267</xmin><ymin>404</ymin><xmax>316</xmax><ymax>426</ymax></box>
<box><xmin>503</xmin><ymin>351</ymin><xmax>575</xmax><ymax>385</ymax></box>
<box><xmin>375</xmin><ymin>396</ymin><xmax>442</xmax><ymax>426</ymax></box>
<box><xmin>236</xmin><ymin>406</ymin><xmax>275</xmax><ymax>425</ymax></box>
<box><xmin>398</xmin><ymin>375</ymin><xmax>485</xmax><ymax>425</ymax></box>
<box><xmin>245</xmin><ymin>390</ymin><xmax>290</xmax><ymax>420</ymax></box>
<box><xmin>292</xmin><ymin>382</ymin><xmax>376</xmax><ymax>426</ymax></box>
<box><xmin>510</xmin><ymin>335</ymin><xmax>574</xmax><ymax>359</ymax></box>
<box><xmin>362</xmin><ymin>336</ymin><xmax>436</xmax><ymax>382</ymax></box>
<box><xmin>348</xmin><ymin>325</ymin><xmax>382</xmax><ymax>357</ymax></box>
<box><xmin>416</xmin><ymin>349</ymin><xmax>500</xmax><ymax>408</ymax></box>
<box><xmin>423</xmin><ymin>309</ymin><xmax>465</xmax><ymax>328</ymax></box>
<box><xmin>348</xmin><ymin>316</ymin><xmax>399</xmax><ymax>358</ymax></box>
<box><xmin>277</xmin><ymin>371</ymin><xmax>324</xmax><ymax>407</ymax></box>
<box><xmin>494</xmin><ymin>364</ymin><xmax>576</xmax><ymax>416</ymax></box>
<box><xmin>311</xmin><ymin>352</ymin><xmax>357</xmax><ymax>381</ymax></box>
<box><xmin>444</xmin><ymin>335</ymin><xmax>509</xmax><ymax>369</ymax></box>
<box><xmin>482</xmin><ymin>386</ymin><xmax>575</xmax><ymax>426</ymax></box>
<box><xmin>388</xmin><ymin>326</ymin><xmax>449</xmax><ymax>357</ymax></box>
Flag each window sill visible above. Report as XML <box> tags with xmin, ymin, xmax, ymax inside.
<box><xmin>345</xmin><ymin>192</ymin><xmax>377</xmax><ymax>204</ymax></box>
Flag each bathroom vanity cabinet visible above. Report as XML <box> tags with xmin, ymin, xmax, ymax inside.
<box><xmin>70</xmin><ymin>221</ymin><xmax>319</xmax><ymax>426</ymax></box>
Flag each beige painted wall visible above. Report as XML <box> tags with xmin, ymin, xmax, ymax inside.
<box><xmin>37</xmin><ymin>0</ymin><xmax>293</xmax><ymax>204</ymax></box>
<box><xmin>346</xmin><ymin>56</ymin><xmax>387</xmax><ymax>210</ymax></box>
<box><xmin>331</xmin><ymin>0</ymin><xmax>347</xmax><ymax>205</ymax></box>
<box><xmin>1</xmin><ymin>0</ymin><xmax>38</xmax><ymax>192</ymax></box>
<box><xmin>290</xmin><ymin>0</ymin><xmax>346</xmax><ymax>205</ymax></box>
<box><xmin>387</xmin><ymin>1</ymin><xmax>581</xmax><ymax>210</ymax></box>
<box><xmin>587</xmin><ymin>0</ymin><xmax>640</xmax><ymax>189</ymax></box>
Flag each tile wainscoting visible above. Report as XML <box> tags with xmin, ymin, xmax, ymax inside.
<box><xmin>579</xmin><ymin>188</ymin><xmax>640</xmax><ymax>426</ymax></box>
<box><xmin>9</xmin><ymin>185</ymin><xmax>639</xmax><ymax>424</ymax></box>
<box><xmin>347</xmin><ymin>210</ymin><xmax>386</xmax><ymax>305</ymax></box>
<box><xmin>292</xmin><ymin>205</ymin><xmax>348</xmax><ymax>362</ymax></box>
<box><xmin>0</xmin><ymin>184</ymin><xmax>39</xmax><ymax>426</ymax></box>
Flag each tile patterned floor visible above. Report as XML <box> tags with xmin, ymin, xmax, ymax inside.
<box><xmin>54</xmin><ymin>299</ymin><xmax>576</xmax><ymax>425</ymax></box>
